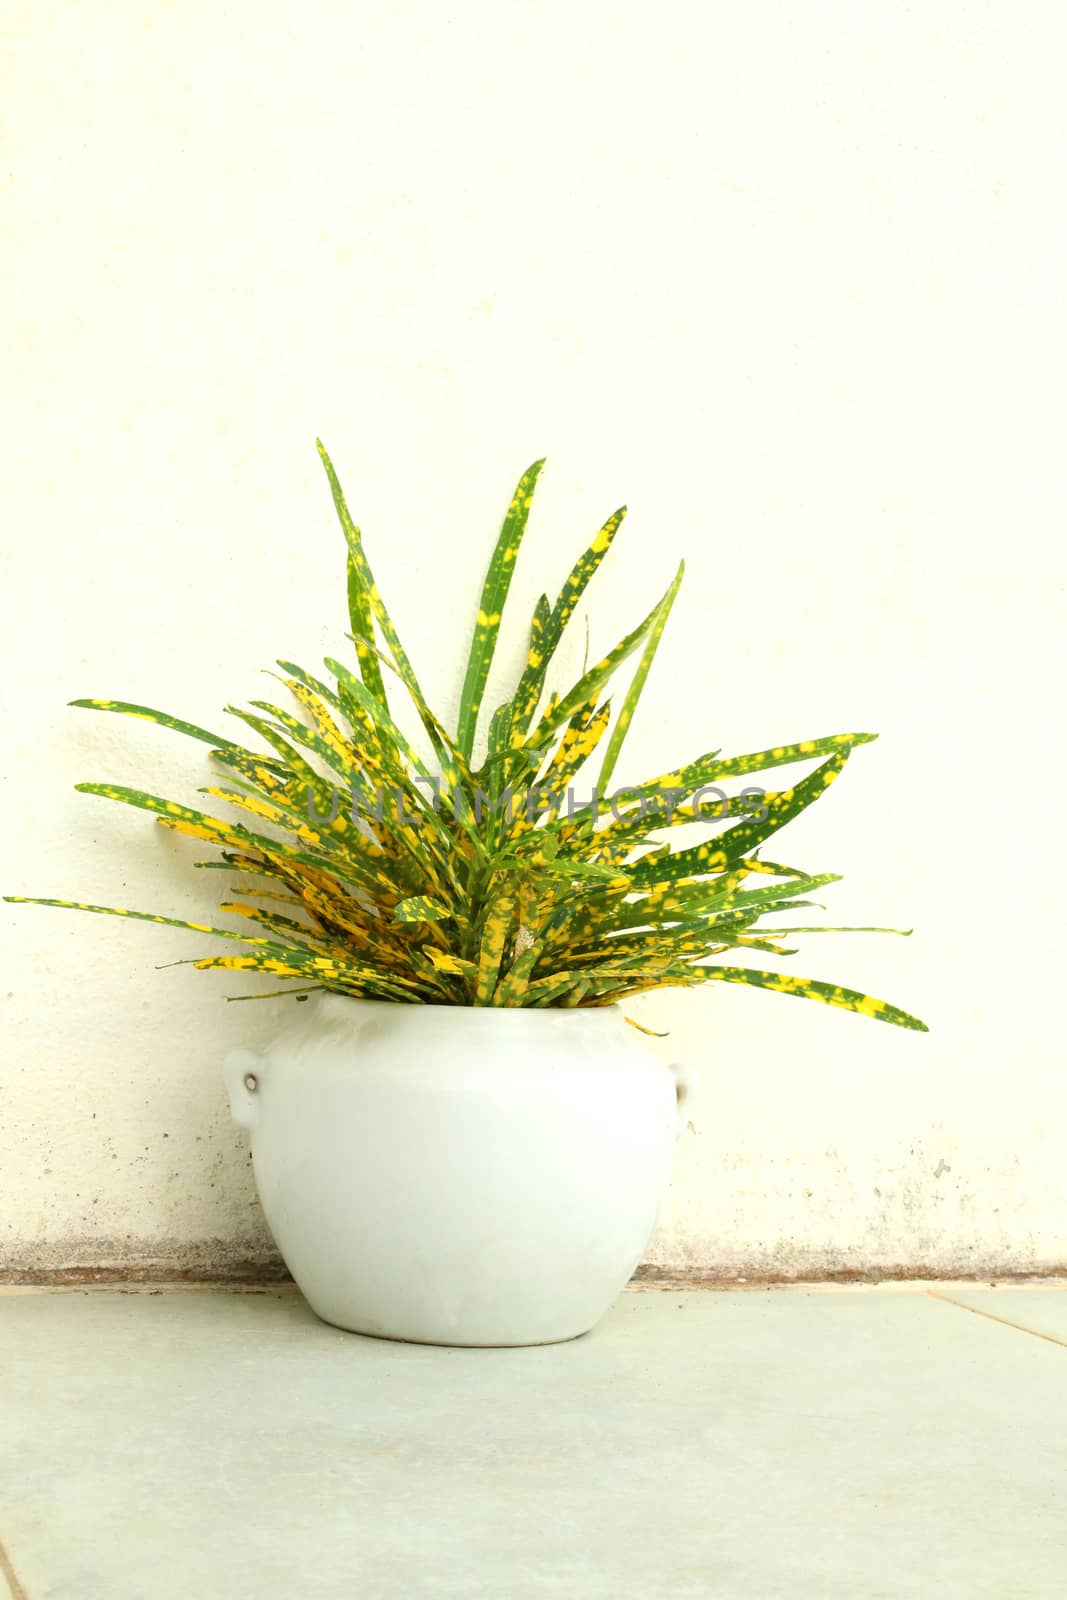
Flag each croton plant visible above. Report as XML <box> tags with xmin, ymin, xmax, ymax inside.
<box><xmin>6</xmin><ymin>446</ymin><xmax>926</xmax><ymax>1031</ymax></box>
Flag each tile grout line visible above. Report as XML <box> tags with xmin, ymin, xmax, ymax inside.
<box><xmin>926</xmin><ymin>1289</ymin><xmax>1067</xmax><ymax>1349</ymax></box>
<box><xmin>0</xmin><ymin>1535</ymin><xmax>28</xmax><ymax>1600</ymax></box>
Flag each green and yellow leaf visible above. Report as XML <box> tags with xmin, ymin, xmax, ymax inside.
<box><xmin>6</xmin><ymin>454</ymin><xmax>923</xmax><ymax>1032</ymax></box>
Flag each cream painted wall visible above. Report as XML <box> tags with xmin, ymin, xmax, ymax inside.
<box><xmin>2</xmin><ymin>1</ymin><xmax>1064</xmax><ymax>1279</ymax></box>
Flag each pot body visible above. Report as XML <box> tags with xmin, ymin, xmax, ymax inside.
<box><xmin>224</xmin><ymin>994</ymin><xmax>695</xmax><ymax>1346</ymax></box>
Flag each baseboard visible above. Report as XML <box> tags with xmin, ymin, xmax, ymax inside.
<box><xmin>2</xmin><ymin>1259</ymin><xmax>1065</xmax><ymax>1289</ymax></box>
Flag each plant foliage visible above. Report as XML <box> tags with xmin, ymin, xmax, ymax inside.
<box><xmin>6</xmin><ymin>447</ymin><xmax>926</xmax><ymax>1030</ymax></box>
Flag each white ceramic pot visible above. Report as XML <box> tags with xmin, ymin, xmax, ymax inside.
<box><xmin>224</xmin><ymin>993</ymin><xmax>696</xmax><ymax>1347</ymax></box>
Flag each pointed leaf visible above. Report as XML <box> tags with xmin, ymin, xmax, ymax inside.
<box><xmin>697</xmin><ymin>965</ymin><xmax>928</xmax><ymax>1030</ymax></box>
<box><xmin>527</xmin><ymin>570</ymin><xmax>682</xmax><ymax>748</ymax></box>
<box><xmin>509</xmin><ymin>505</ymin><xmax>626</xmax><ymax>740</ymax></box>
<box><xmin>456</xmin><ymin>458</ymin><xmax>545</xmax><ymax>761</ymax></box>
<box><xmin>598</xmin><ymin>560</ymin><xmax>683</xmax><ymax>791</ymax></box>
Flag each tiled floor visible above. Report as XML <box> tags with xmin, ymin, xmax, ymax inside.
<box><xmin>1</xmin><ymin>1282</ymin><xmax>1064</xmax><ymax>1598</ymax></box>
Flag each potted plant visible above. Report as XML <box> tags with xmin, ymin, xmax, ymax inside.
<box><xmin>7</xmin><ymin>445</ymin><xmax>926</xmax><ymax>1345</ymax></box>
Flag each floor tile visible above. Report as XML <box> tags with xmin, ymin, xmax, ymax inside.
<box><xmin>931</xmin><ymin>1286</ymin><xmax>1067</xmax><ymax>1346</ymax></box>
<box><xmin>1</xmin><ymin>1286</ymin><xmax>1064</xmax><ymax>1599</ymax></box>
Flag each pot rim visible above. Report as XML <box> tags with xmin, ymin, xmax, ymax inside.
<box><xmin>307</xmin><ymin>992</ymin><xmax>625</xmax><ymax>1022</ymax></box>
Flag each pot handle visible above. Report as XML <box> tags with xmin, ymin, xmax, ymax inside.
<box><xmin>667</xmin><ymin>1061</ymin><xmax>698</xmax><ymax>1137</ymax></box>
<box><xmin>224</xmin><ymin>1047</ymin><xmax>265</xmax><ymax>1133</ymax></box>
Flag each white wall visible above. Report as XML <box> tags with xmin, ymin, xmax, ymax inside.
<box><xmin>2</xmin><ymin>1</ymin><xmax>1063</xmax><ymax>1280</ymax></box>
